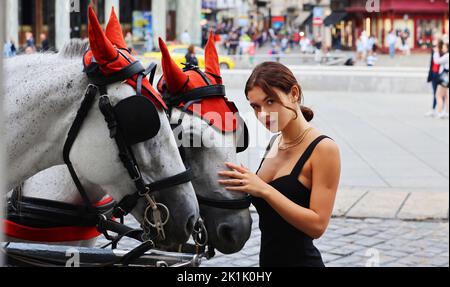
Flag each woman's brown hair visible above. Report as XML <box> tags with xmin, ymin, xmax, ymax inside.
<box><xmin>245</xmin><ymin>62</ymin><xmax>314</xmax><ymax>122</ymax></box>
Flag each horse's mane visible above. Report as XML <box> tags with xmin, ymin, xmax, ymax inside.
<box><xmin>58</xmin><ymin>38</ymin><xmax>89</xmax><ymax>59</ymax></box>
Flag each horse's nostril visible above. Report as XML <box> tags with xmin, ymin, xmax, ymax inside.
<box><xmin>185</xmin><ymin>215</ymin><xmax>196</xmax><ymax>235</ymax></box>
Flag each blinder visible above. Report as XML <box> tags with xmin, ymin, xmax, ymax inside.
<box><xmin>113</xmin><ymin>96</ymin><xmax>161</xmax><ymax>146</ymax></box>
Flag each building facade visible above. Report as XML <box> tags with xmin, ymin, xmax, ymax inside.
<box><xmin>343</xmin><ymin>0</ymin><xmax>449</xmax><ymax>50</ymax></box>
<box><xmin>6</xmin><ymin>0</ymin><xmax>203</xmax><ymax>52</ymax></box>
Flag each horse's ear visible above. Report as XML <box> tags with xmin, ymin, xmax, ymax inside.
<box><xmin>159</xmin><ymin>37</ymin><xmax>188</xmax><ymax>94</ymax></box>
<box><xmin>205</xmin><ymin>30</ymin><xmax>221</xmax><ymax>82</ymax></box>
<box><xmin>105</xmin><ymin>7</ymin><xmax>127</xmax><ymax>50</ymax></box>
<box><xmin>88</xmin><ymin>6</ymin><xmax>117</xmax><ymax>65</ymax></box>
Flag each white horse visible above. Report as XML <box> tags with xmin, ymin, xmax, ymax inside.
<box><xmin>157</xmin><ymin>35</ymin><xmax>252</xmax><ymax>254</ymax></box>
<box><xmin>2</xmin><ymin>9</ymin><xmax>199</xmax><ymax>248</ymax></box>
<box><xmin>7</xmin><ymin>33</ymin><xmax>253</xmax><ymax>255</ymax></box>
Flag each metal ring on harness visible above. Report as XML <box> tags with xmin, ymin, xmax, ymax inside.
<box><xmin>144</xmin><ymin>203</ymin><xmax>170</xmax><ymax>228</ymax></box>
<box><xmin>192</xmin><ymin>218</ymin><xmax>208</xmax><ymax>247</ymax></box>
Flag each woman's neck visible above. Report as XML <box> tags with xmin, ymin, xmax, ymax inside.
<box><xmin>281</xmin><ymin>115</ymin><xmax>310</xmax><ymax>143</ymax></box>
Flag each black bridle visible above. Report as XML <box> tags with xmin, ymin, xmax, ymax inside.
<box><xmin>62</xmin><ymin>50</ymin><xmax>194</xmax><ymax>241</ymax></box>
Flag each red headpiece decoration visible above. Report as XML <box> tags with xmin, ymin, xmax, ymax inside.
<box><xmin>158</xmin><ymin>31</ymin><xmax>239</xmax><ymax>132</ymax></box>
<box><xmin>84</xmin><ymin>6</ymin><xmax>166</xmax><ymax>110</ymax></box>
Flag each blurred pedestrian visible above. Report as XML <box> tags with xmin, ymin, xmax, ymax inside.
<box><xmin>356</xmin><ymin>33</ymin><xmax>365</xmax><ymax>61</ymax></box>
<box><xmin>125</xmin><ymin>31</ymin><xmax>134</xmax><ymax>52</ymax></box>
<box><xmin>400</xmin><ymin>30</ymin><xmax>411</xmax><ymax>56</ymax></box>
<box><xmin>435</xmin><ymin>41</ymin><xmax>449</xmax><ymax>119</ymax></box>
<box><xmin>360</xmin><ymin>31</ymin><xmax>368</xmax><ymax>59</ymax></box>
<box><xmin>39</xmin><ymin>33</ymin><xmax>50</xmax><ymax>52</ymax></box>
<box><xmin>300</xmin><ymin>36</ymin><xmax>311</xmax><ymax>54</ymax></box>
<box><xmin>214</xmin><ymin>31</ymin><xmax>222</xmax><ymax>52</ymax></box>
<box><xmin>425</xmin><ymin>39</ymin><xmax>443</xmax><ymax>117</ymax></box>
<box><xmin>292</xmin><ymin>31</ymin><xmax>300</xmax><ymax>50</ymax></box>
<box><xmin>248</xmin><ymin>41</ymin><xmax>256</xmax><ymax>67</ymax></box>
<box><xmin>228</xmin><ymin>31</ymin><xmax>239</xmax><ymax>55</ymax></box>
<box><xmin>387</xmin><ymin>29</ymin><xmax>397</xmax><ymax>58</ymax></box>
<box><xmin>281</xmin><ymin>35</ymin><xmax>289</xmax><ymax>54</ymax></box>
<box><xmin>366</xmin><ymin>45</ymin><xmax>378</xmax><ymax>67</ymax></box>
<box><xmin>3</xmin><ymin>38</ymin><xmax>16</xmax><ymax>58</ymax></box>
<box><xmin>366</xmin><ymin>35</ymin><xmax>376</xmax><ymax>54</ymax></box>
<box><xmin>185</xmin><ymin>44</ymin><xmax>199</xmax><ymax>67</ymax></box>
<box><xmin>3</xmin><ymin>41</ymin><xmax>11</xmax><ymax>58</ymax></box>
<box><xmin>314</xmin><ymin>36</ymin><xmax>323</xmax><ymax>63</ymax></box>
<box><xmin>25</xmin><ymin>32</ymin><xmax>36</xmax><ymax>52</ymax></box>
<box><xmin>145</xmin><ymin>30</ymin><xmax>154</xmax><ymax>52</ymax></box>
<box><xmin>10</xmin><ymin>39</ymin><xmax>17</xmax><ymax>56</ymax></box>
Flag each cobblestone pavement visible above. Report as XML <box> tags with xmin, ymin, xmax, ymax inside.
<box><xmin>96</xmin><ymin>211</ymin><xmax>449</xmax><ymax>267</ymax></box>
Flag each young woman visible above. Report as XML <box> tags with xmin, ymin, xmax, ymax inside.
<box><xmin>435</xmin><ymin>42</ymin><xmax>449</xmax><ymax>119</ymax></box>
<box><xmin>425</xmin><ymin>40</ymin><xmax>444</xmax><ymax>117</ymax></box>
<box><xmin>218</xmin><ymin>62</ymin><xmax>341</xmax><ymax>267</ymax></box>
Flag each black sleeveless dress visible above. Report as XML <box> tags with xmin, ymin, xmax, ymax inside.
<box><xmin>251</xmin><ymin>134</ymin><xmax>332</xmax><ymax>267</ymax></box>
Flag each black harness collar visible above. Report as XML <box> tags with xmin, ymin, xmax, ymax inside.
<box><xmin>7</xmin><ymin>186</ymin><xmax>115</xmax><ymax>229</ymax></box>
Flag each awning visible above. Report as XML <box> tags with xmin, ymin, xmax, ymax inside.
<box><xmin>323</xmin><ymin>12</ymin><xmax>347</xmax><ymax>26</ymax></box>
<box><xmin>294</xmin><ymin>12</ymin><xmax>312</xmax><ymax>27</ymax></box>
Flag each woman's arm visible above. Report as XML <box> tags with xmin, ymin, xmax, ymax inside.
<box><xmin>262</xmin><ymin>139</ymin><xmax>341</xmax><ymax>239</ymax></box>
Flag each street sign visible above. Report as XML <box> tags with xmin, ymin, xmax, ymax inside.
<box><xmin>272</xmin><ymin>16</ymin><xmax>285</xmax><ymax>29</ymax></box>
<box><xmin>313</xmin><ymin>7</ymin><xmax>323</xmax><ymax>26</ymax></box>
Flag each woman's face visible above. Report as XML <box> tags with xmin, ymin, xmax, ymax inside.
<box><xmin>247</xmin><ymin>86</ymin><xmax>299</xmax><ymax>133</ymax></box>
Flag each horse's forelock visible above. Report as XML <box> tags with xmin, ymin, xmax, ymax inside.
<box><xmin>59</xmin><ymin>39</ymin><xmax>89</xmax><ymax>59</ymax></box>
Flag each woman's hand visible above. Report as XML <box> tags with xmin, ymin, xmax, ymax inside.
<box><xmin>217</xmin><ymin>162</ymin><xmax>273</xmax><ymax>198</ymax></box>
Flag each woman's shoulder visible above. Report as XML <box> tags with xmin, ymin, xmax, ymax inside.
<box><xmin>311</xmin><ymin>136</ymin><xmax>340</xmax><ymax>164</ymax></box>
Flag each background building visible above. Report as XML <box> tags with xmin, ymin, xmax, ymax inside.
<box><xmin>344</xmin><ymin>0</ymin><xmax>449</xmax><ymax>50</ymax></box>
<box><xmin>5</xmin><ymin>0</ymin><xmax>203</xmax><ymax>52</ymax></box>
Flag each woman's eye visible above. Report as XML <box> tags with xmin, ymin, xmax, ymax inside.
<box><xmin>267</xmin><ymin>100</ymin><xmax>274</xmax><ymax>105</ymax></box>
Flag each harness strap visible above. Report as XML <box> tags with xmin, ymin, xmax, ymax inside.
<box><xmin>120</xmin><ymin>240</ymin><xmax>155</xmax><ymax>266</ymax></box>
<box><xmin>63</xmin><ymin>85</ymin><xmax>99</xmax><ymax>211</ymax></box>
<box><xmin>7</xmin><ymin>195</ymin><xmax>115</xmax><ymax>228</ymax></box>
<box><xmin>196</xmin><ymin>194</ymin><xmax>251</xmax><ymax>210</ymax></box>
<box><xmin>97</xmin><ymin>217</ymin><xmax>144</xmax><ymax>247</ymax></box>
<box><xmin>87</xmin><ymin>61</ymin><xmax>145</xmax><ymax>87</ymax></box>
<box><xmin>112</xmin><ymin>167</ymin><xmax>194</xmax><ymax>218</ymax></box>
<box><xmin>169</xmin><ymin>85</ymin><xmax>226</xmax><ymax>107</ymax></box>
<box><xmin>135</xmin><ymin>62</ymin><xmax>157</xmax><ymax>97</ymax></box>
<box><xmin>146</xmin><ymin>167</ymin><xmax>194</xmax><ymax>191</ymax></box>
<box><xmin>194</xmin><ymin>68</ymin><xmax>212</xmax><ymax>85</ymax></box>
<box><xmin>145</xmin><ymin>62</ymin><xmax>158</xmax><ymax>85</ymax></box>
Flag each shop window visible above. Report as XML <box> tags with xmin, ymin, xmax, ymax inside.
<box><xmin>416</xmin><ymin>19</ymin><xmax>443</xmax><ymax>49</ymax></box>
<box><xmin>393</xmin><ymin>18</ymin><xmax>414</xmax><ymax>49</ymax></box>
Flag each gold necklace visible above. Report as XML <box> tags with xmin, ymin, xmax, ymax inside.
<box><xmin>278</xmin><ymin>127</ymin><xmax>313</xmax><ymax>151</ymax></box>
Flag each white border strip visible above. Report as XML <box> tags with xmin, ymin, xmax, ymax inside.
<box><xmin>0</xmin><ymin>0</ymin><xmax>6</xmax><ymax>267</ymax></box>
